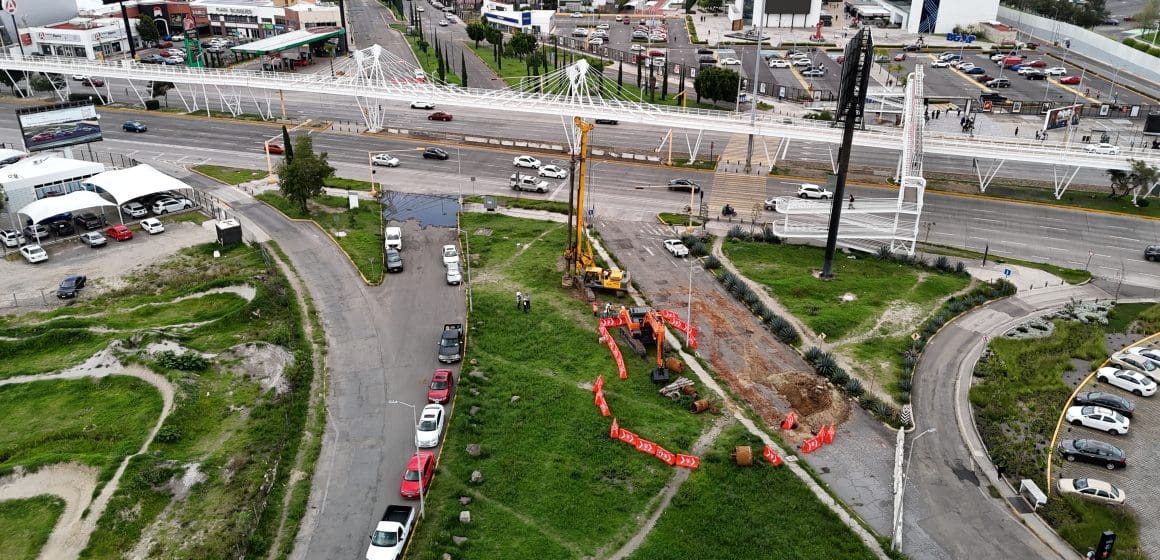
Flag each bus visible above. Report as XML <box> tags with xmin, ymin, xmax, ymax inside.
<box><xmin>819</xmin><ymin>11</ymin><xmax>833</xmax><ymax>26</ymax></box>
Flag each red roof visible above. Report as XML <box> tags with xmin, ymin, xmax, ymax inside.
<box><xmin>48</xmin><ymin>23</ymin><xmax>86</xmax><ymax>30</ymax></box>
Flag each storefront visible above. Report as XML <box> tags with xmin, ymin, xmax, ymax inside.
<box><xmin>25</xmin><ymin>19</ymin><xmax>136</xmax><ymax>60</ymax></box>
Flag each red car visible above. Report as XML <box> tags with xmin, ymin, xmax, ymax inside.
<box><xmin>1060</xmin><ymin>75</ymin><xmax>1082</xmax><ymax>85</ymax></box>
<box><xmin>82</xmin><ymin>78</ymin><xmax>104</xmax><ymax>87</ymax></box>
<box><xmin>893</xmin><ymin>53</ymin><xmax>907</xmax><ymax>61</ymax></box>
<box><xmin>975</xmin><ymin>74</ymin><xmax>993</xmax><ymax>83</ymax></box>
<box><xmin>399</xmin><ymin>451</ymin><xmax>435</xmax><ymax>499</ymax></box>
<box><xmin>105</xmin><ymin>224</ymin><xmax>133</xmax><ymax>241</ymax></box>
<box><xmin>1026</xmin><ymin>60</ymin><xmax>1047</xmax><ymax>68</ymax></box>
<box><xmin>427</xmin><ymin>112</ymin><xmax>453</xmax><ymax>121</ymax></box>
<box><xmin>428</xmin><ymin>369</ymin><xmax>454</xmax><ymax>403</ymax></box>
<box><xmin>265</xmin><ymin>143</ymin><xmax>284</xmax><ymax>154</ymax></box>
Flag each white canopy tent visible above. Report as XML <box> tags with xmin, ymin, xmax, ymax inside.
<box><xmin>17</xmin><ymin>191</ymin><xmax>116</xmax><ymax>226</ymax></box>
<box><xmin>84</xmin><ymin>164</ymin><xmax>193</xmax><ymax>205</ymax></box>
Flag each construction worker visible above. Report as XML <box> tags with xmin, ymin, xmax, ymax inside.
<box><xmin>592</xmin><ymin>301</ymin><xmax>599</xmax><ymax>317</ymax></box>
<box><xmin>516</xmin><ymin>290</ymin><xmax>522</xmax><ymax>309</ymax></box>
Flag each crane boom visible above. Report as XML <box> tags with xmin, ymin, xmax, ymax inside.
<box><xmin>564</xmin><ymin>116</ymin><xmax>628</xmax><ymax>295</ymax></box>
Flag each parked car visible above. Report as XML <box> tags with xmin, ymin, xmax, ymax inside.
<box><xmin>140</xmin><ymin>218</ymin><xmax>165</xmax><ymax>234</ymax></box>
<box><xmin>19</xmin><ymin>244</ymin><xmax>47</xmax><ymax>263</ymax></box>
<box><xmin>589</xmin><ymin>37</ymin><xmax>605</xmax><ymax>45</ymax></box>
<box><xmin>428</xmin><ymin>369</ymin><xmax>455</xmax><ymax>403</ymax></box>
<box><xmin>372</xmin><ymin>153</ymin><xmax>400</xmax><ymax>167</ymax></box>
<box><xmin>721</xmin><ymin>57</ymin><xmax>741</xmax><ymax>65</ymax></box>
<box><xmin>423</xmin><ymin>147</ymin><xmax>449</xmax><ymax>160</ymax></box>
<box><xmin>386</xmin><ymin>248</ymin><xmax>403</xmax><ymax>273</ymax></box>
<box><xmin>1095</xmin><ymin>367</ymin><xmax>1156</xmax><ymax>396</ymax></box>
<box><xmin>414</xmin><ymin>404</ymin><xmax>446</xmax><ymax>448</ymax></box>
<box><xmin>1024</xmin><ymin>70</ymin><xmax>1047</xmax><ymax>80</ymax></box>
<box><xmin>438</xmin><ymin>323</ymin><xmax>463</xmax><ymax>363</ymax></box>
<box><xmin>956</xmin><ymin>63</ymin><xmax>977</xmax><ymax>71</ymax></box>
<box><xmin>1057</xmin><ymin>478</ymin><xmax>1125</xmax><ymax>505</ymax></box>
<box><xmin>964</xmin><ymin>67</ymin><xmax>987</xmax><ymax>75</ymax></box>
<box><xmin>23</xmin><ymin>223</ymin><xmax>49</xmax><ymax>241</ymax></box>
<box><xmin>802</xmin><ymin>68</ymin><xmax>826</xmax><ymax>77</ymax></box>
<box><xmin>893</xmin><ymin>52</ymin><xmax>907</xmax><ymax>61</ymax></box>
<box><xmin>105</xmin><ymin>224</ymin><xmax>134</xmax><ymax>241</ymax></box>
<box><xmin>974</xmin><ymin>74</ymin><xmax>994</xmax><ymax>83</ymax></box>
<box><xmin>399</xmin><ymin>451</ymin><xmax>435</xmax><ymax>499</ymax></box>
<box><xmin>1044</xmin><ymin>66</ymin><xmax>1067</xmax><ymax>75</ymax></box>
<box><xmin>427</xmin><ymin>111</ymin><xmax>453</xmax><ymax>121</ymax></box>
<box><xmin>0</xmin><ymin>229</ymin><xmax>25</xmax><ymax>248</ymax></box>
<box><xmin>81</xmin><ymin>78</ymin><xmax>104</xmax><ymax>87</ymax></box>
<box><xmin>768</xmin><ymin>59</ymin><xmax>789</xmax><ymax>68</ymax></box>
<box><xmin>410</xmin><ymin>100</ymin><xmax>436</xmax><ymax>109</ymax></box>
<box><xmin>986</xmin><ymin>78</ymin><xmax>1011</xmax><ymax>88</ymax></box>
<box><xmin>667</xmin><ymin>178</ymin><xmax>700</xmax><ymax>192</ymax></box>
<box><xmin>903</xmin><ymin>43</ymin><xmax>922</xmax><ymax>51</ymax></box>
<box><xmin>445</xmin><ymin>261</ymin><xmax>462</xmax><ymax>284</ymax></box>
<box><xmin>139</xmin><ymin>54</ymin><xmax>167</xmax><ymax>64</ymax></box>
<box><xmin>594</xmin><ymin>118</ymin><xmax>619</xmax><ymax>125</ymax></box>
<box><xmin>792</xmin><ymin>58</ymin><xmax>812</xmax><ymax>67</ymax></box>
<box><xmin>1060</xmin><ymin>75</ymin><xmax>1082</xmax><ymax>85</ymax></box>
<box><xmin>1065</xmin><ymin>405</ymin><xmax>1130</xmax><ymax>435</ymax></box>
<box><xmin>74</xmin><ymin>213</ymin><xmax>106</xmax><ymax>230</ymax></box>
<box><xmin>797</xmin><ymin>183</ymin><xmax>833</xmax><ymax>199</ymax></box>
<box><xmin>121</xmin><ymin>201</ymin><xmax>148</xmax><ymax>218</ymax></box>
<box><xmin>152</xmin><ymin>197</ymin><xmax>193</xmax><ymax>214</ymax></box>
<box><xmin>1073</xmin><ymin>391</ymin><xmax>1135</xmax><ymax>418</ymax></box>
<box><xmin>1057</xmin><ymin>439</ymin><xmax>1127</xmax><ymax>470</ymax></box>
<box><xmin>1128</xmin><ymin>346</ymin><xmax>1160</xmax><ymax>368</ymax></box>
<box><xmin>441</xmin><ymin>244</ymin><xmax>460</xmax><ymax>266</ymax></box>
<box><xmin>1025</xmin><ymin>59</ymin><xmax>1047</xmax><ymax>68</ymax></box>
<box><xmin>513</xmin><ymin>155</ymin><xmax>542</xmax><ymax>168</ymax></box>
<box><xmin>930</xmin><ymin>60</ymin><xmax>950</xmax><ymax>68</ymax></box>
<box><xmin>1109</xmin><ymin>352</ymin><xmax>1158</xmax><ymax>380</ymax></box>
<box><xmin>538</xmin><ymin>164</ymin><xmax>567</xmax><ymax>179</ymax></box>
<box><xmin>122</xmin><ymin>120</ymin><xmax>147</xmax><ymax>133</ymax></box>
<box><xmin>56</xmin><ymin>275</ymin><xmax>87</xmax><ymax>299</ymax></box>
<box><xmin>49</xmin><ymin>221</ymin><xmax>76</xmax><ymax>237</ymax></box>
<box><xmin>1084</xmin><ymin>143</ymin><xmax>1120</xmax><ymax>155</ymax></box>
<box><xmin>663</xmin><ymin>239</ymin><xmax>689</xmax><ymax>257</ymax></box>
<box><xmin>980</xmin><ymin>92</ymin><xmax>1008</xmax><ymax>103</ymax></box>
<box><xmin>78</xmin><ymin>231</ymin><xmax>107</xmax><ymax>247</ymax></box>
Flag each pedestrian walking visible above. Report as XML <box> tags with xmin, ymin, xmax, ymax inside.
<box><xmin>1035</xmin><ymin>130</ymin><xmax>1041</xmax><ymax>140</ymax></box>
<box><xmin>1014</xmin><ymin>126</ymin><xmax>1019</xmax><ymax>137</ymax></box>
<box><xmin>848</xmin><ymin>194</ymin><xmax>855</xmax><ymax>209</ymax></box>
<box><xmin>516</xmin><ymin>290</ymin><xmax>523</xmax><ymax>309</ymax></box>
<box><xmin>604</xmin><ymin>302</ymin><xmax>612</xmax><ymax>317</ymax></box>
<box><xmin>957</xmin><ymin>108</ymin><xmax>962</xmax><ymax>117</ymax></box>
<box><xmin>960</xmin><ymin>117</ymin><xmax>966</xmax><ymax>128</ymax></box>
<box><xmin>523</xmin><ymin>294</ymin><xmax>531</xmax><ymax>313</ymax></box>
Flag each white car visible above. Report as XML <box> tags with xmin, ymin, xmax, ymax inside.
<box><xmin>768</xmin><ymin>59</ymin><xmax>789</xmax><ymax>68</ymax></box>
<box><xmin>0</xmin><ymin>229</ymin><xmax>24</xmax><ymax>248</ymax></box>
<box><xmin>78</xmin><ymin>231</ymin><xmax>107</xmax><ymax>247</ymax></box>
<box><xmin>930</xmin><ymin>60</ymin><xmax>949</xmax><ymax>68</ymax></box>
<box><xmin>596</xmin><ymin>23</ymin><xmax>610</xmax><ymax>29</ymax></box>
<box><xmin>1057</xmin><ymin>478</ymin><xmax>1125</xmax><ymax>505</ymax></box>
<box><xmin>19</xmin><ymin>244</ymin><xmax>47</xmax><ymax>263</ymax></box>
<box><xmin>121</xmin><ymin>201</ymin><xmax>148</xmax><ymax>218</ymax></box>
<box><xmin>410</xmin><ymin>100</ymin><xmax>436</xmax><ymax>109</ymax></box>
<box><xmin>72</xmin><ymin>74</ymin><xmax>89</xmax><ymax>81</ymax></box>
<box><xmin>631</xmin><ymin>44</ymin><xmax>645</xmax><ymax>52</ymax></box>
<box><xmin>797</xmin><ymin>183</ymin><xmax>833</xmax><ymax>199</ymax></box>
<box><xmin>792</xmin><ymin>58</ymin><xmax>812</xmax><ymax>67</ymax></box>
<box><xmin>1127</xmin><ymin>347</ymin><xmax>1160</xmax><ymax>369</ymax></box>
<box><xmin>1016</xmin><ymin>66</ymin><xmax>1038</xmax><ymax>75</ymax></box>
<box><xmin>152</xmin><ymin>197</ymin><xmax>193</xmax><ymax>215</ymax></box>
<box><xmin>415</xmin><ymin>404</ymin><xmax>446</xmax><ymax>448</ymax></box>
<box><xmin>441</xmin><ymin>244</ymin><xmax>460</xmax><ymax>266</ymax></box>
<box><xmin>589</xmin><ymin>37</ymin><xmax>605</xmax><ymax>45</ymax></box>
<box><xmin>438</xmin><ymin>19</ymin><xmax>449</xmax><ymax>26</ymax></box>
<box><xmin>1065</xmin><ymin>405</ymin><xmax>1130</xmax><ymax>435</ymax></box>
<box><xmin>663</xmin><ymin>239</ymin><xmax>689</xmax><ymax>257</ymax></box>
<box><xmin>957</xmin><ymin>63</ymin><xmax>976</xmax><ymax>71</ymax></box>
<box><xmin>445</xmin><ymin>262</ymin><xmax>462</xmax><ymax>285</ymax></box>
<box><xmin>1095</xmin><ymin>367</ymin><xmax>1156</xmax><ymax>396</ymax></box>
<box><xmin>372</xmin><ymin>153</ymin><xmax>400</xmax><ymax>167</ymax></box>
<box><xmin>1044</xmin><ymin>66</ymin><xmax>1067</xmax><ymax>75</ymax></box>
<box><xmin>721</xmin><ymin>57</ymin><xmax>741</xmax><ymax>65</ymax></box>
<box><xmin>513</xmin><ymin>155</ymin><xmax>542</xmax><ymax>169</ymax></box>
<box><xmin>538</xmin><ymin>164</ymin><xmax>567</xmax><ymax>179</ymax></box>
<box><xmin>570</xmin><ymin>11</ymin><xmax>583</xmax><ymax>17</ymax></box>
<box><xmin>1084</xmin><ymin>143</ymin><xmax>1120</xmax><ymax>155</ymax></box>
<box><xmin>1111</xmin><ymin>351</ymin><xmax>1158</xmax><ymax>380</ymax></box>
<box><xmin>989</xmin><ymin>53</ymin><xmax>1007</xmax><ymax>61</ymax></box>
<box><xmin>572</xmin><ymin>28</ymin><xmax>589</xmax><ymax>37</ymax></box>
<box><xmin>416</xmin><ymin>6</ymin><xmax>425</xmax><ymax>11</ymax></box>
<box><xmin>140</xmin><ymin>218</ymin><xmax>165</xmax><ymax>235</ymax></box>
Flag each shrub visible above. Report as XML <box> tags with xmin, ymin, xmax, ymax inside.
<box><xmin>876</xmin><ymin>246</ymin><xmax>892</xmax><ymax>261</ymax></box>
<box><xmin>742</xmin><ymin>290</ymin><xmax>761</xmax><ymax>308</ymax></box>
<box><xmin>688</xmin><ymin>240</ymin><xmax>708</xmax><ymax>257</ymax></box>
<box><xmin>831</xmin><ymin>369</ymin><xmax>849</xmax><ymax>386</ymax></box>
<box><xmin>845</xmin><ymin>378</ymin><xmax>864</xmax><ymax>397</ymax></box>
<box><xmin>875</xmin><ymin>400</ymin><xmax>895</xmax><ymax>420</ymax></box>
<box><xmin>761</xmin><ymin>226</ymin><xmax>780</xmax><ymax>244</ymax></box>
<box><xmin>760</xmin><ymin>308</ymin><xmax>777</xmax><ymax>324</ymax></box>
<box><xmin>817</xmin><ymin>360</ymin><xmax>841</xmax><ymax>380</ymax></box>
<box><xmin>897</xmin><ymin>390</ymin><xmax>911</xmax><ymax>404</ymax></box>
<box><xmin>898</xmin><ymin>377</ymin><xmax>913</xmax><ymax>392</ymax></box>
<box><xmin>804</xmin><ymin>346</ymin><xmax>825</xmax><ymax>364</ymax></box>
<box><xmin>702</xmin><ymin>255</ymin><xmax>721</xmax><ymax>269</ymax></box>
<box><xmin>727</xmin><ymin>225</ymin><xmax>748</xmax><ymax>240</ymax></box>
<box><xmin>155</xmin><ymin>350</ymin><xmax>209</xmax><ymax>372</ymax></box>
<box><xmin>955</xmin><ymin>261</ymin><xmax>966</xmax><ymax>273</ymax></box>
<box><xmin>773</xmin><ymin>323</ymin><xmax>799</xmax><ymax>345</ymax></box>
<box><xmin>934</xmin><ymin>255</ymin><xmax>951</xmax><ymax>272</ymax></box>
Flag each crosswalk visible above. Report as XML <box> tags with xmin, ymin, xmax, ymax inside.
<box><xmin>706</xmin><ymin>134</ymin><xmax>775</xmax><ymax>219</ymax></box>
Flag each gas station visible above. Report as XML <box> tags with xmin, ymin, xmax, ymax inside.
<box><xmin>229</xmin><ymin>26</ymin><xmax>346</xmax><ymax>72</ymax></box>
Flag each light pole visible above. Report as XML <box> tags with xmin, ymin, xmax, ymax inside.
<box><xmin>387</xmin><ymin>399</ymin><xmax>425</xmax><ymax>519</ymax></box>
<box><xmin>893</xmin><ymin>427</ymin><xmax>936</xmax><ymax>552</ymax></box>
<box><xmin>686</xmin><ymin>263</ymin><xmax>694</xmax><ymax>329</ymax></box>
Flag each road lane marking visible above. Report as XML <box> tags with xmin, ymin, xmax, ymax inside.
<box><xmin>643</xmin><ymin>246</ymin><xmax>654</xmax><ymax>256</ymax></box>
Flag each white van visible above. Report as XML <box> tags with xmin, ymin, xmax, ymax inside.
<box><xmin>385</xmin><ymin>227</ymin><xmax>403</xmax><ymax>250</ymax></box>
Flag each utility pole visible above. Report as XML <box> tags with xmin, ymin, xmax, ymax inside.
<box><xmin>743</xmin><ymin>14</ymin><xmax>765</xmax><ymax>172</ymax></box>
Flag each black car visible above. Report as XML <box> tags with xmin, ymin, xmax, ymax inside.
<box><xmin>697</xmin><ymin>48</ymin><xmax>714</xmax><ymax>55</ymax></box>
<box><xmin>423</xmin><ymin>147</ymin><xmax>449</xmax><ymax>160</ymax></box>
<box><xmin>49</xmin><ymin>221</ymin><xmax>76</xmax><ymax>237</ymax></box>
<box><xmin>1073</xmin><ymin>391</ymin><xmax>1135</xmax><ymax>418</ymax></box>
<box><xmin>1145</xmin><ymin>245</ymin><xmax>1159</xmax><ymax>262</ymax></box>
<box><xmin>903</xmin><ymin>43</ymin><xmax>922</xmax><ymax>52</ymax></box>
<box><xmin>594</xmin><ymin>119</ymin><xmax>619</xmax><ymax>125</ymax></box>
<box><xmin>74</xmin><ymin>213</ymin><xmax>106</xmax><ymax>230</ymax></box>
<box><xmin>1057</xmin><ymin>439</ymin><xmax>1127</xmax><ymax>470</ymax></box>
<box><xmin>1024</xmin><ymin>71</ymin><xmax>1047</xmax><ymax>80</ymax></box>
<box><xmin>386</xmin><ymin>248</ymin><xmax>403</xmax><ymax>272</ymax></box>
<box><xmin>979</xmin><ymin>92</ymin><xmax>1007</xmax><ymax>103</ymax></box>
<box><xmin>56</xmin><ymin>275</ymin><xmax>87</xmax><ymax>299</ymax></box>
<box><xmin>139</xmin><ymin>54</ymin><xmax>167</xmax><ymax>64</ymax></box>
<box><xmin>667</xmin><ymin>178</ymin><xmax>700</xmax><ymax>193</ymax></box>
<box><xmin>123</xmin><ymin>121</ymin><xmax>147</xmax><ymax>133</ymax></box>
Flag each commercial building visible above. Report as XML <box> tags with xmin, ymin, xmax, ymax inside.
<box><xmin>482</xmin><ymin>0</ymin><xmax>555</xmax><ymax>33</ymax></box>
<box><xmin>0</xmin><ymin>155</ymin><xmax>105</xmax><ymax>229</ymax></box>
<box><xmin>24</xmin><ymin>17</ymin><xmax>137</xmax><ymax>60</ymax></box>
<box><xmin>189</xmin><ymin>0</ymin><xmax>340</xmax><ymax>40</ymax></box>
<box><xmin>846</xmin><ymin>0</ymin><xmax>999</xmax><ymax>33</ymax></box>
<box><xmin>0</xmin><ymin>0</ymin><xmax>76</xmax><ymax>56</ymax></box>
<box><xmin>727</xmin><ymin>0</ymin><xmax>821</xmax><ymax>30</ymax></box>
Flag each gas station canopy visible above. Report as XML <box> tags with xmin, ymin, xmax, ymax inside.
<box><xmin>230</xmin><ymin>27</ymin><xmax>346</xmax><ymax>55</ymax></box>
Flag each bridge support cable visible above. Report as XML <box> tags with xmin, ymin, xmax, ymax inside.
<box><xmin>213</xmin><ymin>85</ymin><xmax>242</xmax><ymax>118</ymax></box>
<box><xmin>685</xmin><ymin>129</ymin><xmax>704</xmax><ymax>164</ymax></box>
<box><xmin>1052</xmin><ymin>165</ymin><xmax>1082</xmax><ymax>199</ymax></box>
<box><xmin>972</xmin><ymin>158</ymin><xmax>1005</xmax><ymax>193</ymax></box>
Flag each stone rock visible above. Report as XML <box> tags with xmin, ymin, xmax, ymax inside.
<box><xmin>510</xmin><ymin>395</ymin><xmax>520</xmax><ymax>403</ymax></box>
<box><xmin>466</xmin><ymin>443</ymin><xmax>481</xmax><ymax>456</ymax></box>
<box><xmin>469</xmin><ymin>369</ymin><xmax>486</xmax><ymax>379</ymax></box>
<box><xmin>470</xmin><ymin>388</ymin><xmax>480</xmax><ymax>396</ymax></box>
<box><xmin>459</xmin><ymin>496</ymin><xmax>472</xmax><ymax>505</ymax></box>
<box><xmin>469</xmin><ymin>405</ymin><xmax>480</xmax><ymax>416</ymax></box>
<box><xmin>442</xmin><ymin>554</ymin><xmax>453</xmax><ymax>560</ymax></box>
<box><xmin>452</xmin><ymin>536</ymin><xmax>468</xmax><ymax>545</ymax></box>
<box><xmin>471</xmin><ymin>470</ymin><xmax>483</xmax><ymax>483</ymax></box>
<box><xmin>459</xmin><ymin>511</ymin><xmax>471</xmax><ymax>523</ymax></box>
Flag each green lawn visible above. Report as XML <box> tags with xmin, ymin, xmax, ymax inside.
<box><xmin>657</xmin><ymin>212</ymin><xmax>702</xmax><ymax>226</ymax></box>
<box><xmin>324</xmin><ymin>177</ymin><xmax>375</xmax><ymax>191</ymax></box>
<box><xmin>919</xmin><ymin>243</ymin><xmax>1092</xmax><ymax>284</ymax></box>
<box><xmin>463</xmin><ymin>194</ymin><xmax>570</xmax><ymax>214</ymax></box>
<box><xmin>192</xmin><ymin>164</ymin><xmax>268</xmax><ymax>185</ymax></box>
<box><xmin>1105</xmin><ymin>302</ymin><xmax>1160</xmax><ymax>334</ymax></box>
<box><xmin>1041</xmin><ymin>495</ymin><xmax>1145</xmax><ymax>560</ymax></box>
<box><xmin>626</xmin><ymin>423</ymin><xmax>876</xmax><ymax>560</ymax></box>
<box><xmin>0</xmin><ymin>377</ymin><xmax>163</xmax><ymax>480</ymax></box>
<box><xmin>926</xmin><ymin>180</ymin><xmax>1160</xmax><ymax>220</ymax></box>
<box><xmin>389</xmin><ymin>24</ymin><xmax>464</xmax><ymax>86</ymax></box>
<box><xmin>256</xmin><ymin>192</ymin><xmax>385</xmax><ymax>283</ymax></box>
<box><xmin>0</xmin><ymin>496</ymin><xmax>65</xmax><ymax>560</ymax></box>
<box><xmin>723</xmin><ymin>239</ymin><xmax>971</xmax><ymax>340</ymax></box>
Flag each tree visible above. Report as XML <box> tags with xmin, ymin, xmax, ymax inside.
<box><xmin>1106</xmin><ymin>168</ymin><xmax>1131</xmax><ymax>197</ymax></box>
<box><xmin>0</xmin><ymin>69</ymin><xmax>25</xmax><ymax>95</ymax></box>
<box><xmin>527</xmin><ymin>49</ymin><xmax>546</xmax><ymax>76</ymax></box>
<box><xmin>485</xmin><ymin>26</ymin><xmax>503</xmax><ymax>49</ymax></box>
<box><xmin>466</xmin><ymin>22</ymin><xmax>488</xmax><ymax>48</ymax></box>
<box><xmin>461</xmin><ymin>52</ymin><xmax>468</xmax><ymax>87</ymax></box>
<box><xmin>277</xmin><ymin>135</ymin><xmax>336</xmax><ymax>215</ymax></box>
<box><xmin>136</xmin><ymin>15</ymin><xmax>161</xmax><ymax>45</ymax></box>
<box><xmin>1135</xmin><ymin>0</ymin><xmax>1160</xmax><ymax>44</ymax></box>
<box><xmin>701</xmin><ymin>0</ymin><xmax>724</xmax><ymax>9</ymax></box>
<box><xmin>29</xmin><ymin>73</ymin><xmax>61</xmax><ymax>92</ymax></box>
<box><xmin>693</xmin><ymin>66</ymin><xmax>739</xmax><ymax>103</ymax></box>
<box><xmin>1127</xmin><ymin>159</ymin><xmax>1160</xmax><ymax>204</ymax></box>
<box><xmin>417</xmin><ymin>38</ymin><xmax>430</xmax><ymax>55</ymax></box>
<box><xmin>281</xmin><ymin>126</ymin><xmax>295</xmax><ymax>162</ymax></box>
<box><xmin>509</xmin><ymin>31</ymin><xmax>538</xmax><ymax>58</ymax></box>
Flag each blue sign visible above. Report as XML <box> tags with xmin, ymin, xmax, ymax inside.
<box><xmin>1003</xmin><ymin>268</ymin><xmax>1012</xmax><ymax>277</ymax></box>
<box><xmin>945</xmin><ymin>33</ymin><xmax>976</xmax><ymax>44</ymax></box>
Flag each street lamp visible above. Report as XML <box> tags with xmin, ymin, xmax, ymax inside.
<box><xmin>387</xmin><ymin>399</ymin><xmax>425</xmax><ymax>519</ymax></box>
<box><xmin>893</xmin><ymin>427</ymin><xmax>936</xmax><ymax>552</ymax></box>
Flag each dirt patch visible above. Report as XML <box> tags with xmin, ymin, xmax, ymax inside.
<box><xmin>0</xmin><ymin>463</ymin><xmax>100</xmax><ymax>560</ymax></box>
<box><xmin>218</xmin><ymin>342</ymin><xmax>295</xmax><ymax>396</ymax></box>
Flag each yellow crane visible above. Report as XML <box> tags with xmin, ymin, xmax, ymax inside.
<box><xmin>565</xmin><ymin>116</ymin><xmax>628</xmax><ymax>296</ymax></box>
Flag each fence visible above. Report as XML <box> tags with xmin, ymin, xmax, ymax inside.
<box><xmin>0</xmin><ymin>288</ymin><xmax>66</xmax><ymax>310</ymax></box>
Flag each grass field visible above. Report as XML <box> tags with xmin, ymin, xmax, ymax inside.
<box><xmin>723</xmin><ymin>240</ymin><xmax>971</xmax><ymax>341</ymax></box>
<box><xmin>463</xmin><ymin>194</ymin><xmax>570</xmax><ymax>214</ymax></box>
<box><xmin>919</xmin><ymin>243</ymin><xmax>1092</xmax><ymax>284</ymax></box>
<box><xmin>256</xmin><ymin>191</ymin><xmax>385</xmax><ymax>283</ymax></box>
<box><xmin>0</xmin><ymin>496</ymin><xmax>65</xmax><ymax>560</ymax></box>
<box><xmin>1041</xmin><ymin>494</ymin><xmax>1145</xmax><ymax>560</ymax></box>
<box><xmin>942</xmin><ymin>182</ymin><xmax>1160</xmax><ymax>220</ymax></box>
<box><xmin>389</xmin><ymin>24</ymin><xmax>464</xmax><ymax>86</ymax></box>
<box><xmin>1105</xmin><ymin>302</ymin><xmax>1160</xmax><ymax>334</ymax></box>
<box><xmin>626</xmin><ymin>422</ymin><xmax>876</xmax><ymax>560</ymax></box>
<box><xmin>192</xmin><ymin>164</ymin><xmax>268</xmax><ymax>185</ymax></box>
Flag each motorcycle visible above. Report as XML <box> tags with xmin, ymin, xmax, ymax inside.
<box><xmin>721</xmin><ymin>205</ymin><xmax>737</xmax><ymax>217</ymax></box>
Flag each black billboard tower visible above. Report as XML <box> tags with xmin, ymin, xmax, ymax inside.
<box><xmin>820</xmin><ymin>27</ymin><xmax>873</xmax><ymax>279</ymax></box>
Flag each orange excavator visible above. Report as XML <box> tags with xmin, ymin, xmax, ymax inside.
<box><xmin>618</xmin><ymin>306</ymin><xmax>669</xmax><ymax>382</ymax></box>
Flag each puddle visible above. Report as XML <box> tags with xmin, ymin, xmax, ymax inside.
<box><xmin>380</xmin><ymin>192</ymin><xmax>461</xmax><ymax>228</ymax></box>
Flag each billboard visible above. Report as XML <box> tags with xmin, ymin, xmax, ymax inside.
<box><xmin>765</xmin><ymin>0</ymin><xmax>812</xmax><ymax>15</ymax></box>
<box><xmin>1043</xmin><ymin>103</ymin><xmax>1081</xmax><ymax>131</ymax></box>
<box><xmin>16</xmin><ymin>101</ymin><xmax>103</xmax><ymax>153</ymax></box>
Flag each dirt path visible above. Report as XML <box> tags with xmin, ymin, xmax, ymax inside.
<box><xmin>0</xmin><ymin>345</ymin><xmax>176</xmax><ymax>560</ymax></box>
<box><xmin>10</xmin><ymin>285</ymin><xmax>258</xmax><ymax>328</ymax></box>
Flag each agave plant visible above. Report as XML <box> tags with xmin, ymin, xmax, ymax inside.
<box><xmin>831</xmin><ymin>369</ymin><xmax>850</xmax><ymax>386</ymax></box>
<box><xmin>702</xmin><ymin>255</ymin><xmax>721</xmax><ymax>269</ymax></box>
<box><xmin>727</xmin><ymin>225</ymin><xmax>747</xmax><ymax>240</ymax></box>
<box><xmin>845</xmin><ymin>378</ymin><xmax>865</xmax><ymax>397</ymax></box>
<box><xmin>897</xmin><ymin>376</ymin><xmax>912</xmax><ymax>392</ymax></box>
<box><xmin>897</xmin><ymin>391</ymin><xmax>911</xmax><ymax>404</ymax></box>
<box><xmin>775</xmin><ymin>323</ymin><xmax>800</xmax><ymax>344</ymax></box>
<box><xmin>804</xmin><ymin>346</ymin><xmax>825</xmax><ymax>364</ymax></box>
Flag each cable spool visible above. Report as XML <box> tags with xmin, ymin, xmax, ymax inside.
<box><xmin>690</xmin><ymin>399</ymin><xmax>712</xmax><ymax>413</ymax></box>
<box><xmin>732</xmin><ymin>446</ymin><xmax>753</xmax><ymax>466</ymax></box>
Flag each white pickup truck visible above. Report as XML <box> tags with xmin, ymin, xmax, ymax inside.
<box><xmin>510</xmin><ymin>173</ymin><xmax>550</xmax><ymax>193</ymax></box>
<box><xmin>366</xmin><ymin>504</ymin><xmax>416</xmax><ymax>560</ymax></box>
<box><xmin>663</xmin><ymin>239</ymin><xmax>689</xmax><ymax>258</ymax></box>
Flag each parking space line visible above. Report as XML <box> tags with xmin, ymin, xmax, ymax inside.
<box><xmin>1051</xmin><ymin>80</ymin><xmax>1099</xmax><ymax>104</ymax></box>
<box><xmin>788</xmin><ymin>67</ymin><xmax>813</xmax><ymax>95</ymax></box>
<box><xmin>643</xmin><ymin>245</ymin><xmax>654</xmax><ymax>257</ymax></box>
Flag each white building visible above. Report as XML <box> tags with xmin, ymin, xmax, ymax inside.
<box><xmin>482</xmin><ymin>0</ymin><xmax>554</xmax><ymax>34</ymax></box>
<box><xmin>848</xmin><ymin>0</ymin><xmax>999</xmax><ymax>33</ymax></box>
<box><xmin>1</xmin><ymin>155</ymin><xmax>105</xmax><ymax>229</ymax></box>
<box><xmin>24</xmin><ymin>17</ymin><xmax>136</xmax><ymax>60</ymax></box>
<box><xmin>728</xmin><ymin>0</ymin><xmax>821</xmax><ymax>29</ymax></box>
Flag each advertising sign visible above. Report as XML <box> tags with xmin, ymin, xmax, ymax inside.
<box><xmin>1043</xmin><ymin>103</ymin><xmax>1081</xmax><ymax>131</ymax></box>
<box><xmin>16</xmin><ymin>101</ymin><xmax>102</xmax><ymax>153</ymax></box>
